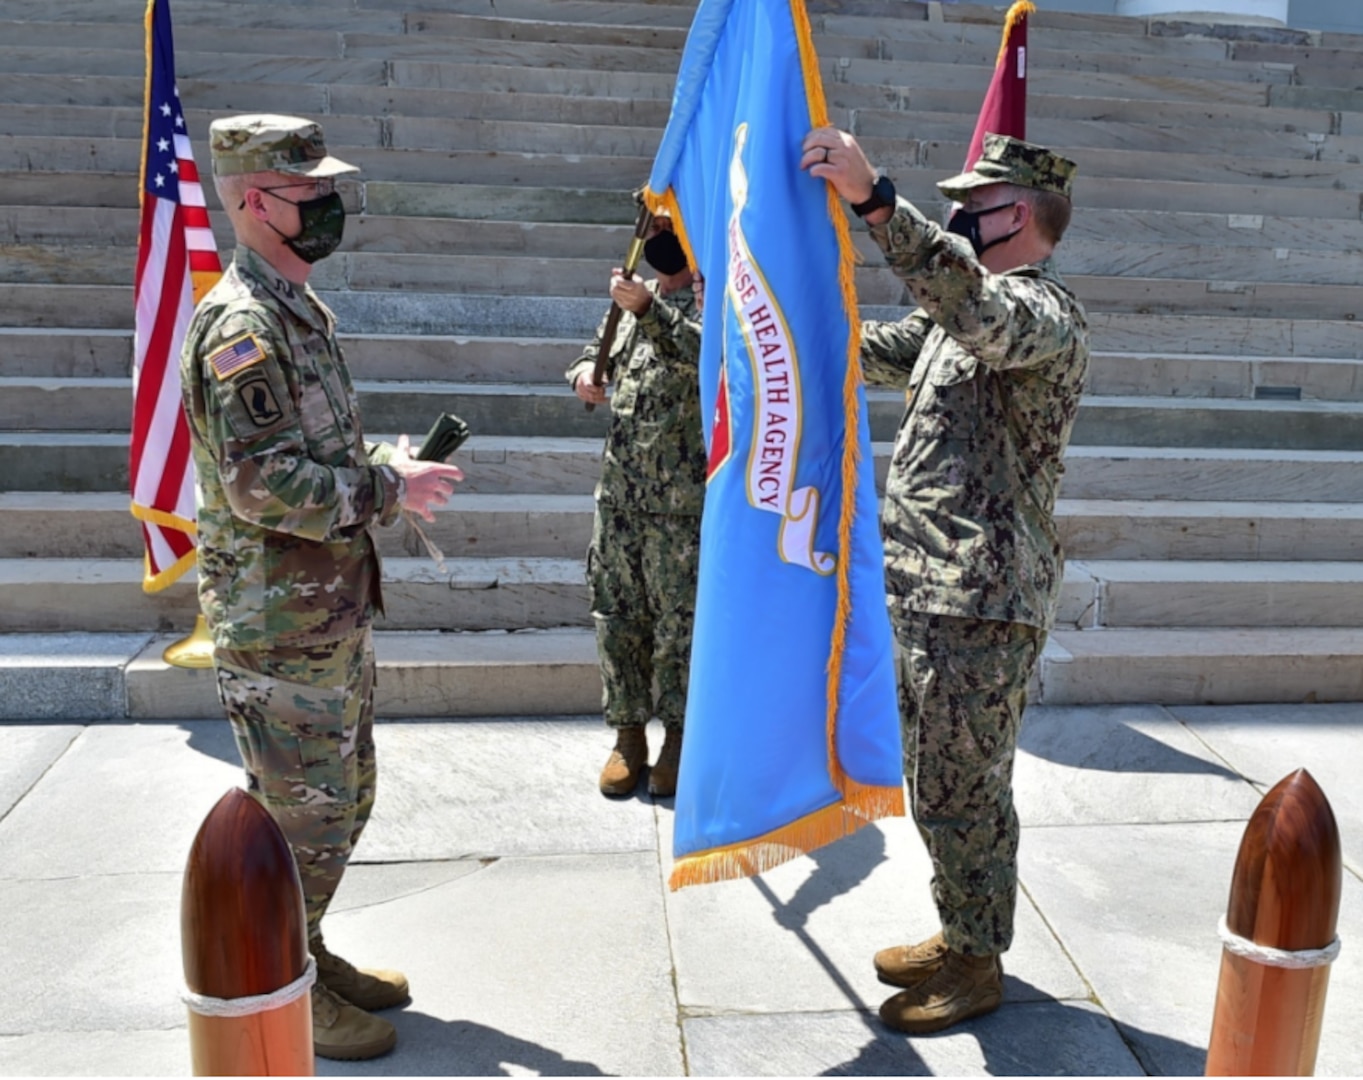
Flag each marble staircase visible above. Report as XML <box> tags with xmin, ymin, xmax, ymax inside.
<box><xmin>1</xmin><ymin>0</ymin><xmax>1361</xmax><ymax>718</ymax></box>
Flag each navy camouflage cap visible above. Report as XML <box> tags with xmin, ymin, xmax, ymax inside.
<box><xmin>937</xmin><ymin>133</ymin><xmax>1076</xmax><ymax>201</ymax></box>
<box><xmin>209</xmin><ymin>114</ymin><xmax>359</xmax><ymax>179</ymax></box>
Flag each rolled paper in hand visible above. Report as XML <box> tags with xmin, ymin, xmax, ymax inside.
<box><xmin>415</xmin><ymin>412</ymin><xmax>471</xmax><ymax>462</ymax></box>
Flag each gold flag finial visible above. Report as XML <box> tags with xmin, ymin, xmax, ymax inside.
<box><xmin>998</xmin><ymin>0</ymin><xmax>1037</xmax><ymax>65</ymax></box>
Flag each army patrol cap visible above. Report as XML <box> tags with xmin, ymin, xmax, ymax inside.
<box><xmin>209</xmin><ymin>114</ymin><xmax>359</xmax><ymax>179</ymax></box>
<box><xmin>936</xmin><ymin>134</ymin><xmax>1076</xmax><ymax>201</ymax></box>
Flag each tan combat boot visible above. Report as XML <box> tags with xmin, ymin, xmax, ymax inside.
<box><xmin>314</xmin><ymin>940</ymin><xmax>410</xmax><ymax>1011</ymax></box>
<box><xmin>874</xmin><ymin>930</ymin><xmax>949</xmax><ymax>988</ymax></box>
<box><xmin>648</xmin><ymin>725</ymin><xmax>683</xmax><ymax>797</ymax></box>
<box><xmin>311</xmin><ymin>983</ymin><xmax>397</xmax><ymax>1061</ymax></box>
<box><xmin>878</xmin><ymin>949</ymin><xmax>1003</xmax><ymax>1034</ymax></box>
<box><xmin>599</xmin><ymin>725</ymin><xmax>648</xmax><ymax>796</ymax></box>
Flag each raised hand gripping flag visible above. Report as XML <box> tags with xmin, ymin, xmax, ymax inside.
<box><xmin>644</xmin><ymin>0</ymin><xmax>903</xmax><ymax>889</ymax></box>
<box><xmin>131</xmin><ymin>0</ymin><xmax>222</xmax><ymax>592</ymax></box>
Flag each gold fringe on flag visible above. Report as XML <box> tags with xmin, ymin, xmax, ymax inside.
<box><xmin>669</xmin><ymin>780</ymin><xmax>905</xmax><ymax>890</ymax></box>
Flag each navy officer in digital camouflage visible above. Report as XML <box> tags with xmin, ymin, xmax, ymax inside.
<box><xmin>567</xmin><ymin>209</ymin><xmax>706</xmax><ymax>800</ymax></box>
<box><xmin>180</xmin><ymin>114</ymin><xmax>464</xmax><ymax>1061</ymax></box>
<box><xmin>801</xmin><ymin>129</ymin><xmax>1089</xmax><ymax>1034</ymax></box>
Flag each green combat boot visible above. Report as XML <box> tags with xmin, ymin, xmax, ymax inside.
<box><xmin>311</xmin><ymin>984</ymin><xmax>397</xmax><ymax>1061</ymax></box>
<box><xmin>874</xmin><ymin>930</ymin><xmax>949</xmax><ymax>988</ymax></box>
<box><xmin>599</xmin><ymin>725</ymin><xmax>648</xmax><ymax>796</ymax></box>
<box><xmin>878</xmin><ymin>949</ymin><xmax>1003</xmax><ymax>1034</ymax></box>
<box><xmin>314</xmin><ymin>941</ymin><xmax>410</xmax><ymax>1011</ymax></box>
<box><xmin>648</xmin><ymin>725</ymin><xmax>683</xmax><ymax>797</ymax></box>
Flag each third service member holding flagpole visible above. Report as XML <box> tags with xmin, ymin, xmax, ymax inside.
<box><xmin>800</xmin><ymin>0</ymin><xmax>1090</xmax><ymax>1034</ymax></box>
<box><xmin>567</xmin><ymin>206</ymin><xmax>706</xmax><ymax>799</ymax></box>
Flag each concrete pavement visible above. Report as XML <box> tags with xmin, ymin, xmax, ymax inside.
<box><xmin>0</xmin><ymin>704</ymin><xmax>1359</xmax><ymax>1076</ymax></box>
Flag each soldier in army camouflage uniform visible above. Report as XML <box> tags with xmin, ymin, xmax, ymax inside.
<box><xmin>181</xmin><ymin>115</ymin><xmax>464</xmax><ymax>1061</ymax></box>
<box><xmin>566</xmin><ymin>212</ymin><xmax>706</xmax><ymax>799</ymax></box>
<box><xmin>802</xmin><ymin>130</ymin><xmax>1089</xmax><ymax>1033</ymax></box>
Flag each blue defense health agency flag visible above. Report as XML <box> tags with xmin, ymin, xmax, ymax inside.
<box><xmin>645</xmin><ymin>0</ymin><xmax>904</xmax><ymax>889</ymax></box>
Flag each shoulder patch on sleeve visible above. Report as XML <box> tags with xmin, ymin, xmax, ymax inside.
<box><xmin>208</xmin><ymin>333</ymin><xmax>268</xmax><ymax>381</ymax></box>
<box><xmin>235</xmin><ymin>376</ymin><xmax>285</xmax><ymax>428</ymax></box>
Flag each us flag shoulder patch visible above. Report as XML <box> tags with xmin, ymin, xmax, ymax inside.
<box><xmin>208</xmin><ymin>333</ymin><xmax>267</xmax><ymax>380</ymax></box>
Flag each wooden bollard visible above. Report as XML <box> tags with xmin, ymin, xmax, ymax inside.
<box><xmin>1206</xmin><ymin>769</ymin><xmax>1342</xmax><ymax>1076</ymax></box>
<box><xmin>181</xmin><ymin>788</ymin><xmax>315</xmax><ymax>1076</ymax></box>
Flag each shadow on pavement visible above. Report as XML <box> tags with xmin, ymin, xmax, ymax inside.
<box><xmin>1114</xmin><ymin>1017</ymin><xmax>1208</xmax><ymax>1077</ymax></box>
<box><xmin>318</xmin><ymin>1012</ymin><xmax>608</xmax><ymax>1076</ymax></box>
<box><xmin>770</xmin><ymin>822</ymin><xmax>889</xmax><ymax>930</ymax></box>
<box><xmin>1020</xmin><ymin>717</ymin><xmax>1239</xmax><ymax>780</ymax></box>
<box><xmin>177</xmin><ymin>719</ymin><xmax>240</xmax><ymax>765</ymax></box>
<box><xmin>820</xmin><ymin>978</ymin><xmax>1207</xmax><ymax>1076</ymax></box>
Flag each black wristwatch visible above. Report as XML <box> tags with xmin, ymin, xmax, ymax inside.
<box><xmin>851</xmin><ymin>174</ymin><xmax>897</xmax><ymax>218</ymax></box>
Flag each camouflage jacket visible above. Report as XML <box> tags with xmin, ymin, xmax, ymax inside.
<box><xmin>180</xmin><ymin>245</ymin><xmax>404</xmax><ymax>650</ymax></box>
<box><xmin>861</xmin><ymin>198</ymin><xmax>1090</xmax><ymax>630</ymax></box>
<box><xmin>565</xmin><ymin>281</ymin><xmax>706</xmax><ymax>516</ymax></box>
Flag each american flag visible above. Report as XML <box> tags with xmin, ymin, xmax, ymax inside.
<box><xmin>131</xmin><ymin>0</ymin><xmax>222</xmax><ymax>592</ymax></box>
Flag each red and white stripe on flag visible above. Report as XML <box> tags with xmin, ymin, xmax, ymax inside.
<box><xmin>131</xmin><ymin>0</ymin><xmax>222</xmax><ymax>592</ymax></box>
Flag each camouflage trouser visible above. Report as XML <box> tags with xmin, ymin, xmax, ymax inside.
<box><xmin>586</xmin><ymin>503</ymin><xmax>701</xmax><ymax>729</ymax></box>
<box><xmin>891</xmin><ymin>610</ymin><xmax>1045</xmax><ymax>956</ymax></box>
<box><xmin>213</xmin><ymin>625</ymin><xmax>377</xmax><ymax>945</ymax></box>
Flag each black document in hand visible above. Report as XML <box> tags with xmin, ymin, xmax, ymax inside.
<box><xmin>415</xmin><ymin>412</ymin><xmax>471</xmax><ymax>462</ymax></box>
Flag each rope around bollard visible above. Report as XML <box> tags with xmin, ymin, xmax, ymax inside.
<box><xmin>181</xmin><ymin>956</ymin><xmax>317</xmax><ymax>1019</ymax></box>
<box><xmin>1217</xmin><ymin>917</ymin><xmax>1341</xmax><ymax>970</ymax></box>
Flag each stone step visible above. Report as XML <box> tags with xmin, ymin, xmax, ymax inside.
<box><xmin>10</xmin><ymin>127</ymin><xmax>1360</xmax><ymax>197</ymax></box>
<box><xmin>6</xmin><ymin>491</ymin><xmax>1363</xmax><ymax>564</ymax></box>
<box><xmin>6</xmin><ymin>621</ymin><xmax>1363</xmax><ymax>721</ymax></box>
<box><xmin>909</xmin><ymin>138</ymin><xmax>1363</xmax><ymax>194</ymax></box>
<box><xmin>0</xmin><ymin>32</ymin><xmax>1307</xmax><ymax>99</ymax></box>
<box><xmin>0</xmin><ymin>0</ymin><xmax>403</xmax><ymax>31</ymax></box>
<box><xmin>853</xmin><ymin>110</ymin><xmax>1355</xmax><ymax>163</ymax></box>
<box><xmin>361</xmin><ymin>172</ymin><xmax>1363</xmax><ymax>223</ymax></box>
<box><xmin>6</xmin><ymin>163</ymin><xmax>1356</xmax><ymax>228</ymax></box>
<box><xmin>3</xmin><ymin>554</ymin><xmax>1361</xmax><ymax>634</ymax></box>
<box><xmin>0</xmin><ymin>46</ymin><xmax>390</xmax><ymax>86</ymax></box>
<box><xmin>0</xmin><ymin>0</ymin><xmax>1234</xmax><ymax>78</ymax></box>
<box><xmin>5</xmin><ymin>232</ymin><xmax>1360</xmax><ymax>293</ymax></box>
<box><xmin>9</xmin><ymin>202</ymin><xmax>1363</xmax><ymax>258</ymax></box>
<box><xmin>0</xmin><ymin>556</ymin><xmax>590</xmax><ymax>633</ymax></box>
<box><xmin>1087</xmin><ymin>313</ymin><xmax>1363</xmax><ymax>360</ymax></box>
<box><xmin>0</xmin><ymin>628</ymin><xmax>603</xmax><ymax>722</ymax></box>
<box><xmin>1065</xmin><ymin>560</ymin><xmax>1363</xmax><ymax>630</ymax></box>
<box><xmin>0</xmin><ymin>20</ymin><xmax>357</xmax><ymax>59</ymax></box>
<box><xmin>7</xmin><ymin>434</ymin><xmax>1363</xmax><ymax>502</ymax></box>
<box><xmin>3</xmin><ymin>230</ymin><xmax>1361</xmax><ymax>313</ymax></box>
<box><xmin>2</xmin><ymin>71</ymin><xmax>1342</xmax><ymax>139</ymax></box>
<box><xmin>4</xmin><ymin>285</ymin><xmax>1359</xmax><ymax>361</ymax></box>
<box><xmin>8</xmin><ymin>327</ymin><xmax>1358</xmax><ymax>402</ymax></box>
<box><xmin>1061</xmin><ymin>446</ymin><xmax>1363</xmax><ymax>503</ymax></box>
<box><xmin>8</xmin><ymin>377</ymin><xmax>1363</xmax><ymax>449</ymax></box>
<box><xmin>1040</xmin><ymin>627</ymin><xmax>1363</xmax><ymax>706</ymax></box>
<box><xmin>10</xmin><ymin>99</ymin><xmax>1358</xmax><ymax>170</ymax></box>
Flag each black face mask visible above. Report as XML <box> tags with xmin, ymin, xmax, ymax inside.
<box><xmin>265</xmin><ymin>191</ymin><xmax>347</xmax><ymax>264</ymax></box>
<box><xmin>946</xmin><ymin>201</ymin><xmax>1018</xmax><ymax>258</ymax></box>
<box><xmin>643</xmin><ymin>230</ymin><xmax>689</xmax><ymax>275</ymax></box>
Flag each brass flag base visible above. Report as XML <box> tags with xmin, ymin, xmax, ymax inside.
<box><xmin>163</xmin><ymin>614</ymin><xmax>215</xmax><ymax>669</ymax></box>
